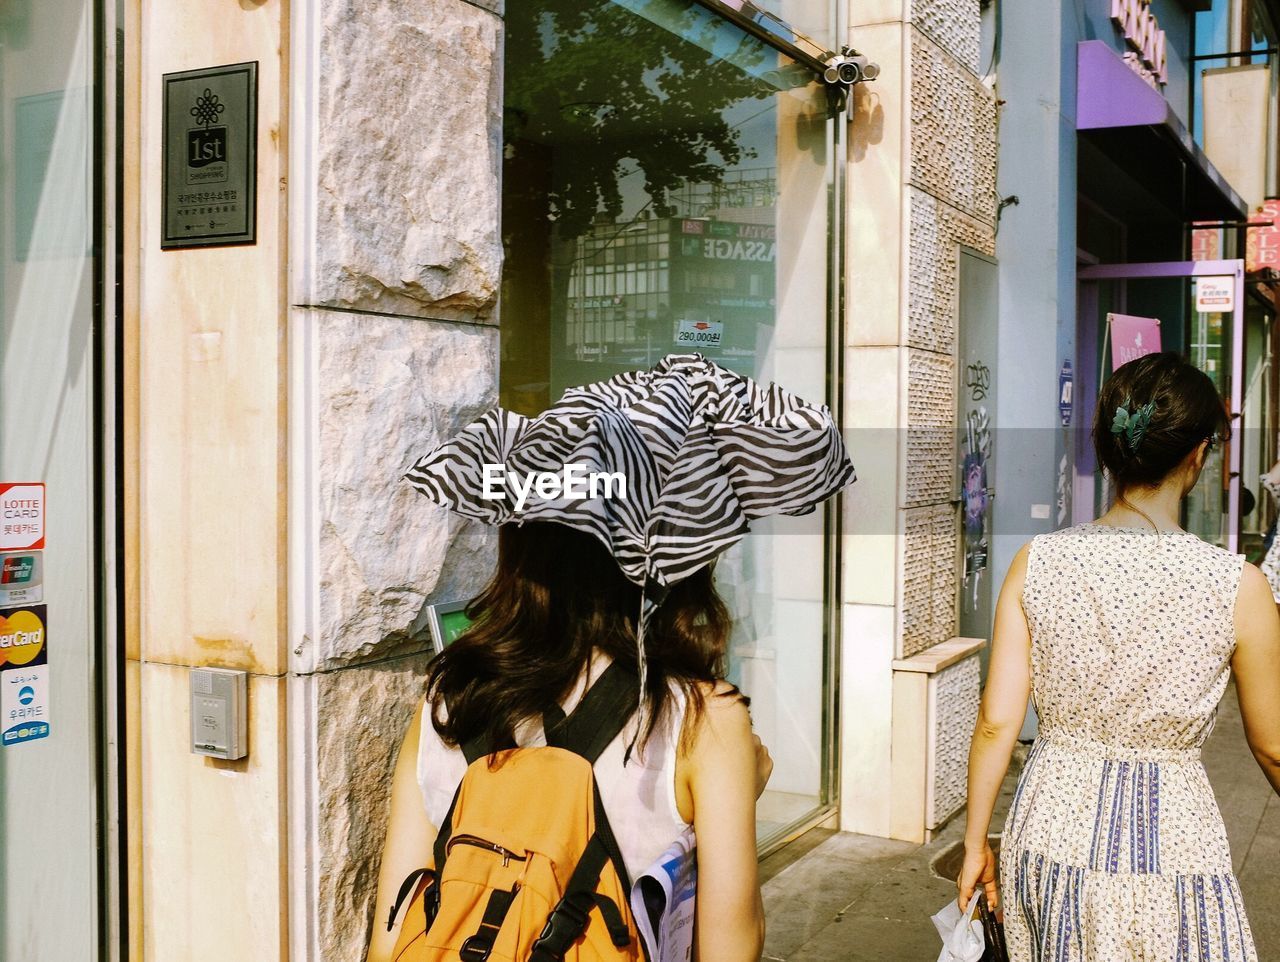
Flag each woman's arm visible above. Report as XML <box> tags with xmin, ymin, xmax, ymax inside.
<box><xmin>1232</xmin><ymin>562</ymin><xmax>1280</xmax><ymax>795</ymax></box>
<box><xmin>680</xmin><ymin>682</ymin><xmax>770</xmax><ymax>962</ymax></box>
<box><xmin>366</xmin><ymin>698</ymin><xmax>439</xmax><ymax>962</ymax></box>
<box><xmin>958</xmin><ymin>543</ymin><xmax>1032</xmax><ymax>912</ymax></box>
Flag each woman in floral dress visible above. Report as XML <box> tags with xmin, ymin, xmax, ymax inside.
<box><xmin>959</xmin><ymin>352</ymin><xmax>1280</xmax><ymax>961</ymax></box>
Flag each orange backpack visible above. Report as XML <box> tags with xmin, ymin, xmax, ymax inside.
<box><xmin>387</xmin><ymin>663</ymin><xmax>647</xmax><ymax>962</ymax></box>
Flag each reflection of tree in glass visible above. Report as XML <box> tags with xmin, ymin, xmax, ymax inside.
<box><xmin>504</xmin><ymin>1</ymin><xmax>771</xmax><ymax>240</ymax></box>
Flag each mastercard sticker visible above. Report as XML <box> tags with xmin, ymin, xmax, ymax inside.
<box><xmin>0</xmin><ymin>605</ymin><xmax>47</xmax><ymax>670</ymax></box>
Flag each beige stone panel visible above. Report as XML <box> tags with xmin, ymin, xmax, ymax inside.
<box><xmin>304</xmin><ymin>311</ymin><xmax>499</xmax><ymax>670</ymax></box>
<box><xmin>847</xmin><ymin>21</ymin><xmax>906</xmax><ymax>348</ymax></box>
<box><xmin>302</xmin><ymin>0</ymin><xmax>503</xmax><ymax>320</ymax></box>
<box><xmin>141</xmin><ymin>662</ymin><xmax>287</xmax><ymax>962</ymax></box>
<box><xmin>839</xmin><ymin>602</ymin><xmax>896</xmax><ymax>836</ymax></box>
<box><xmin>292</xmin><ymin>654</ymin><xmax>435</xmax><ymax>961</ymax></box>
<box><xmin>850</xmin><ymin>0</ymin><xmax>907</xmax><ymax>26</ymax></box>
<box><xmin>774</xmin><ymin>80</ymin><xmax>831</xmax><ymax>356</ymax></box>
<box><xmin>123</xmin><ymin>0</ymin><xmax>142</xmax><ymax>664</ymax></box>
<box><xmin>138</xmin><ymin>0</ymin><xmax>286</xmax><ymax>672</ymax></box>
<box><xmin>126</xmin><ymin>658</ymin><xmax>143</xmax><ymax>961</ymax></box>
<box><xmin>842</xmin><ymin>345</ymin><xmax>900</xmax><ymax>607</ymax></box>
<box><xmin>889</xmin><ymin>668</ymin><xmax>928</xmax><ymax>843</ymax></box>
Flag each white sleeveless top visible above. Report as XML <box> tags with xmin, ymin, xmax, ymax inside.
<box><xmin>416</xmin><ymin>651</ymin><xmax>692</xmax><ymax>882</ymax></box>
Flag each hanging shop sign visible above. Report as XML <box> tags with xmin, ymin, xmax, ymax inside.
<box><xmin>1192</xmin><ymin>222</ymin><xmax>1222</xmax><ymax>262</ymax></box>
<box><xmin>1246</xmin><ymin>199</ymin><xmax>1280</xmax><ymax>274</ymax></box>
<box><xmin>1108</xmin><ymin>313</ymin><xmax>1162</xmax><ymax>369</ymax></box>
<box><xmin>0</xmin><ymin>604</ymin><xmax>49</xmax><ymax>746</ymax></box>
<box><xmin>1058</xmin><ymin>360</ymin><xmax>1074</xmax><ymax>427</ymax></box>
<box><xmin>0</xmin><ymin>482</ymin><xmax>44</xmax><ymax>552</ymax></box>
<box><xmin>162</xmin><ymin>61</ymin><xmax>258</xmax><ymax>250</ymax></box>
<box><xmin>1110</xmin><ymin>0</ymin><xmax>1167</xmax><ymax>86</ymax></box>
<box><xmin>1194</xmin><ymin>275</ymin><xmax>1235</xmax><ymax>313</ymax></box>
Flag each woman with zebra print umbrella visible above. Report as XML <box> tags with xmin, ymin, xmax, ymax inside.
<box><xmin>365</xmin><ymin>353</ymin><xmax>855</xmax><ymax>962</ymax></box>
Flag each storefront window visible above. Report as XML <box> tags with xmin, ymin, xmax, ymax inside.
<box><xmin>1186</xmin><ymin>302</ymin><xmax>1231</xmax><ymax>545</ymax></box>
<box><xmin>1241</xmin><ymin>300</ymin><xmax>1275</xmax><ymax>551</ymax></box>
<box><xmin>501</xmin><ymin>0</ymin><xmax>839</xmax><ymax>845</ymax></box>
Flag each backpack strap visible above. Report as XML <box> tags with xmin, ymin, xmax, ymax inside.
<box><xmin>530</xmin><ymin>836</ymin><xmax>631</xmax><ymax>961</ymax></box>
<box><xmin>543</xmin><ymin>660</ymin><xmax>640</xmax><ymax>764</ymax></box>
<box><xmin>459</xmin><ymin>885</ymin><xmax>520</xmax><ymax>962</ymax></box>
<box><xmin>528</xmin><ymin>777</ymin><xmax>644</xmax><ymax>962</ymax></box>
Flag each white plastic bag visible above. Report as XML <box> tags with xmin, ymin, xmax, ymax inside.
<box><xmin>930</xmin><ymin>893</ymin><xmax>984</xmax><ymax>962</ymax></box>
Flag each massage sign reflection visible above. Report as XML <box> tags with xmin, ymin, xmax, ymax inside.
<box><xmin>0</xmin><ymin>483</ymin><xmax>49</xmax><ymax>745</ymax></box>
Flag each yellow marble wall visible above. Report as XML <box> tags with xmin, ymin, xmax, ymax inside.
<box><xmin>127</xmin><ymin>0</ymin><xmax>288</xmax><ymax>957</ymax></box>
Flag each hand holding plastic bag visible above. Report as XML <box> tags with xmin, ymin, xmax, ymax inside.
<box><xmin>931</xmin><ymin>892</ymin><xmax>984</xmax><ymax>962</ymax></box>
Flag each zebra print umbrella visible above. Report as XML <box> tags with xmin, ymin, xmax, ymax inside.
<box><xmin>403</xmin><ymin>352</ymin><xmax>855</xmax><ymax>602</ymax></box>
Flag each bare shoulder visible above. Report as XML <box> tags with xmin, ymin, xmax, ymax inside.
<box><xmin>682</xmin><ymin>680</ymin><xmax>752</xmax><ymax>755</ymax></box>
<box><xmin>1236</xmin><ymin>562</ymin><xmax>1277</xmax><ymax>628</ymax></box>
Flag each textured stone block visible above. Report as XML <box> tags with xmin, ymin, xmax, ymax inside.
<box><xmin>309</xmin><ymin>0</ymin><xmax>503</xmax><ymax>319</ymax></box>
<box><xmin>905</xmin><ymin>348</ymin><xmax>956</xmax><ymax>507</ymax></box>
<box><xmin>901</xmin><ymin>504</ymin><xmax>958</xmax><ymax>657</ymax></box>
<box><xmin>316</xmin><ymin>313</ymin><xmax>499</xmax><ymax>668</ymax></box>
<box><xmin>911</xmin><ymin>0</ymin><xmax>982</xmax><ymax>74</ymax></box>
<box><xmin>908</xmin><ymin>189</ymin><xmax>994</xmax><ymax>354</ymax></box>
<box><xmin>311</xmin><ymin>654</ymin><xmax>434</xmax><ymax>961</ymax></box>
<box><xmin>910</xmin><ymin>30</ymin><xmax>997</xmax><ymax>224</ymax></box>
<box><xmin>929</xmin><ymin>654</ymin><xmax>980</xmax><ymax>827</ymax></box>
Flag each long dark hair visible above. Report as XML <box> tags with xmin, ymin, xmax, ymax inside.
<box><xmin>1092</xmin><ymin>351</ymin><xmax>1229</xmax><ymax>494</ymax></box>
<box><xmin>425</xmin><ymin>520</ymin><xmax>734</xmax><ymax>754</ymax></box>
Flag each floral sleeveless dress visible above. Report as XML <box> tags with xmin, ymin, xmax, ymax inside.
<box><xmin>1258</xmin><ymin>472</ymin><xmax>1280</xmax><ymax>601</ymax></box>
<box><xmin>1001</xmin><ymin>523</ymin><xmax>1256</xmax><ymax>962</ymax></box>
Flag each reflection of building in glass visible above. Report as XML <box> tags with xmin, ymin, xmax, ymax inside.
<box><xmin>559</xmin><ymin>168</ymin><xmax>778</xmax><ymax>381</ymax></box>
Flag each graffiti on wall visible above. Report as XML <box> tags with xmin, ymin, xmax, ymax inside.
<box><xmin>961</xmin><ymin>405</ymin><xmax>992</xmax><ymax>611</ymax></box>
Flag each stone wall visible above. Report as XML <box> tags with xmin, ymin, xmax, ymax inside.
<box><xmin>844</xmin><ymin>0</ymin><xmax>997</xmax><ymax>839</ymax></box>
<box><xmin>900</xmin><ymin>23</ymin><xmax>997</xmax><ymax>658</ymax></box>
<box><xmin>287</xmin><ymin>0</ymin><xmax>504</xmax><ymax>957</ymax></box>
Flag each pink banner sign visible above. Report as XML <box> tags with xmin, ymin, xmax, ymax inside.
<box><xmin>1109</xmin><ymin>312</ymin><xmax>1161</xmax><ymax>369</ymax></box>
<box><xmin>1246</xmin><ymin>198</ymin><xmax>1280</xmax><ymax>274</ymax></box>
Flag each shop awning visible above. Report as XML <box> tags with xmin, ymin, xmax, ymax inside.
<box><xmin>1076</xmin><ymin>40</ymin><xmax>1247</xmax><ymax>222</ymax></box>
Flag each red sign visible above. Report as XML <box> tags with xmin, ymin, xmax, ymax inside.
<box><xmin>1109</xmin><ymin>313</ymin><xmax>1162</xmax><ymax>369</ymax></box>
<box><xmin>1246</xmin><ymin>198</ymin><xmax>1280</xmax><ymax>274</ymax></box>
<box><xmin>1191</xmin><ymin>222</ymin><xmax>1221</xmax><ymax>262</ymax></box>
<box><xmin>0</xmin><ymin>484</ymin><xmax>44</xmax><ymax>551</ymax></box>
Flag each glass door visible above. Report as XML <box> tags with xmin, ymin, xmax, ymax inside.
<box><xmin>499</xmin><ymin>0</ymin><xmax>842</xmax><ymax>847</ymax></box>
<box><xmin>0</xmin><ymin>0</ymin><xmax>109</xmax><ymax>958</ymax></box>
<box><xmin>1077</xmin><ymin>260</ymin><xmax>1245</xmax><ymax>550</ymax></box>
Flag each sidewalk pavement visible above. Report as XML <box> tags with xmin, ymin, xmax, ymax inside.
<box><xmin>759</xmin><ymin>682</ymin><xmax>1278</xmax><ymax>961</ymax></box>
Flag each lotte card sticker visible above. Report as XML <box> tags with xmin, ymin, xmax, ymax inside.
<box><xmin>0</xmin><ymin>483</ymin><xmax>44</xmax><ymax>551</ymax></box>
<box><xmin>2</xmin><ymin>664</ymin><xmax>49</xmax><ymax>745</ymax></box>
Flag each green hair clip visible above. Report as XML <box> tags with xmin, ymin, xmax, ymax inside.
<box><xmin>1110</xmin><ymin>397</ymin><xmax>1155</xmax><ymax>454</ymax></box>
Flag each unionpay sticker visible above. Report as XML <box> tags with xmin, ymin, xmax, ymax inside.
<box><xmin>0</xmin><ymin>552</ymin><xmax>43</xmax><ymax>606</ymax></box>
<box><xmin>1</xmin><ymin>664</ymin><xmax>49</xmax><ymax>745</ymax></box>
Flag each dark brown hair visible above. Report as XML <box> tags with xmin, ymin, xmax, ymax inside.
<box><xmin>1092</xmin><ymin>351</ymin><xmax>1229</xmax><ymax>493</ymax></box>
<box><xmin>425</xmin><ymin>520</ymin><xmax>734</xmax><ymax>755</ymax></box>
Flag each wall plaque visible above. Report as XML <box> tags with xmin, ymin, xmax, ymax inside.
<box><xmin>162</xmin><ymin>61</ymin><xmax>257</xmax><ymax>249</ymax></box>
